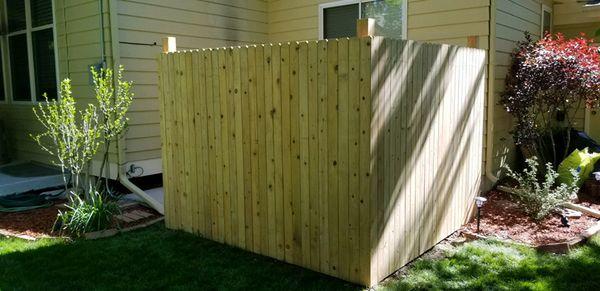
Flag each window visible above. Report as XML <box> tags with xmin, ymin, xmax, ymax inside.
<box><xmin>3</xmin><ymin>0</ymin><xmax>57</xmax><ymax>102</ymax></box>
<box><xmin>319</xmin><ymin>0</ymin><xmax>407</xmax><ymax>40</ymax></box>
<box><xmin>541</xmin><ymin>4</ymin><xmax>553</xmax><ymax>37</ymax></box>
<box><xmin>0</xmin><ymin>44</ymin><xmax>5</xmax><ymax>102</ymax></box>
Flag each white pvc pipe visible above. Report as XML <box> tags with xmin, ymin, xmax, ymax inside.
<box><xmin>119</xmin><ymin>175</ymin><xmax>164</xmax><ymax>215</ymax></box>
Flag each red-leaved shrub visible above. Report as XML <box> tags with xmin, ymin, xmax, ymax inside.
<box><xmin>500</xmin><ymin>32</ymin><xmax>600</xmax><ymax>166</ymax></box>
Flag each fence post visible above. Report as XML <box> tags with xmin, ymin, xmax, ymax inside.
<box><xmin>356</xmin><ymin>18</ymin><xmax>377</xmax><ymax>37</ymax></box>
<box><xmin>162</xmin><ymin>37</ymin><xmax>177</xmax><ymax>53</ymax></box>
<box><xmin>467</xmin><ymin>36</ymin><xmax>479</xmax><ymax>48</ymax></box>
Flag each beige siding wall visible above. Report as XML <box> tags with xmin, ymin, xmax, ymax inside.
<box><xmin>490</xmin><ymin>0</ymin><xmax>595</xmax><ymax>177</ymax></box>
<box><xmin>0</xmin><ymin>0</ymin><xmax>113</xmax><ymax>165</ymax></box>
<box><xmin>490</xmin><ymin>0</ymin><xmax>545</xmax><ymax>177</ymax></box>
<box><xmin>268</xmin><ymin>0</ymin><xmax>490</xmax><ymax>47</ymax></box>
<box><xmin>115</xmin><ymin>0</ymin><xmax>268</xmax><ymax>171</ymax></box>
<box><xmin>554</xmin><ymin>0</ymin><xmax>600</xmax><ymax>39</ymax></box>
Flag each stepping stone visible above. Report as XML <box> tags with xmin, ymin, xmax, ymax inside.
<box><xmin>123</xmin><ymin>212</ymin><xmax>144</xmax><ymax>221</ymax></box>
<box><xmin>115</xmin><ymin>214</ymin><xmax>134</xmax><ymax>223</ymax></box>
<box><xmin>131</xmin><ymin>210</ymin><xmax>153</xmax><ymax>218</ymax></box>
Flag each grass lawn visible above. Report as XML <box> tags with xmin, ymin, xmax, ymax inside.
<box><xmin>2</xmin><ymin>225</ymin><xmax>600</xmax><ymax>290</ymax></box>
<box><xmin>0</xmin><ymin>224</ymin><xmax>357</xmax><ymax>291</ymax></box>
<box><xmin>380</xmin><ymin>235</ymin><xmax>600</xmax><ymax>290</ymax></box>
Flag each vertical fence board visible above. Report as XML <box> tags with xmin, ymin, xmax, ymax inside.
<box><xmin>240</xmin><ymin>47</ymin><xmax>254</xmax><ymax>250</ymax></box>
<box><xmin>232</xmin><ymin>47</ymin><xmax>245</xmax><ymax>248</ymax></box>
<box><xmin>174</xmin><ymin>52</ymin><xmax>184</xmax><ymax>229</ymax></box>
<box><xmin>298</xmin><ymin>41</ymin><xmax>311</xmax><ymax>267</ymax></box>
<box><xmin>290</xmin><ymin>42</ymin><xmax>302</xmax><ymax>264</ymax></box>
<box><xmin>337</xmin><ymin>37</ymin><xmax>350</xmax><ymax>280</ymax></box>
<box><xmin>326</xmin><ymin>39</ymin><xmax>339</xmax><ymax>277</ymax></box>
<box><xmin>264</xmin><ymin>44</ymin><xmax>276</xmax><ymax>257</ymax></box>
<box><xmin>280</xmin><ymin>43</ymin><xmax>293</xmax><ymax>262</ymax></box>
<box><xmin>184</xmin><ymin>51</ymin><xmax>196</xmax><ymax>234</ymax></box>
<box><xmin>307</xmin><ymin>40</ymin><xmax>320</xmax><ymax>272</ymax></box>
<box><xmin>248</xmin><ymin>46</ymin><xmax>261</xmax><ymax>253</ymax></box>
<box><xmin>271</xmin><ymin>44</ymin><xmax>285</xmax><ymax>260</ymax></box>
<box><xmin>256</xmin><ymin>45</ymin><xmax>269</xmax><ymax>255</ymax></box>
<box><xmin>358</xmin><ymin>37</ymin><xmax>372</xmax><ymax>284</ymax></box>
<box><xmin>317</xmin><ymin>40</ymin><xmax>330</xmax><ymax>275</ymax></box>
<box><xmin>348</xmin><ymin>37</ymin><xmax>361</xmax><ymax>280</ymax></box>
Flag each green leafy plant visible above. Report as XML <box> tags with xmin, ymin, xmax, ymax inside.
<box><xmin>503</xmin><ymin>157</ymin><xmax>579</xmax><ymax>220</ymax></box>
<box><xmin>31</xmin><ymin>66</ymin><xmax>133</xmax><ymax>235</ymax></box>
<box><xmin>55</xmin><ymin>190</ymin><xmax>121</xmax><ymax>235</ymax></box>
<box><xmin>32</xmin><ymin>79</ymin><xmax>102</xmax><ymax>192</ymax></box>
<box><xmin>500</xmin><ymin>33</ymin><xmax>600</xmax><ymax>167</ymax></box>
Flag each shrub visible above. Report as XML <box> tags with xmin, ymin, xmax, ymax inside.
<box><xmin>31</xmin><ymin>66</ymin><xmax>133</xmax><ymax>235</ymax></box>
<box><xmin>503</xmin><ymin>157</ymin><xmax>579</xmax><ymax>220</ymax></box>
<box><xmin>55</xmin><ymin>191</ymin><xmax>120</xmax><ymax>236</ymax></box>
<box><xmin>500</xmin><ymin>33</ymin><xmax>600</xmax><ymax>166</ymax></box>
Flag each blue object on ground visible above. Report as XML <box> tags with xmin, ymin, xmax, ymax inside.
<box><xmin>0</xmin><ymin>161</ymin><xmax>64</xmax><ymax>197</ymax></box>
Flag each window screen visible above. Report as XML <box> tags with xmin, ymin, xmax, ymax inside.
<box><xmin>0</xmin><ymin>56</ymin><xmax>4</xmax><ymax>101</ymax></box>
<box><xmin>322</xmin><ymin>0</ymin><xmax>405</xmax><ymax>40</ymax></box>
<box><xmin>542</xmin><ymin>10</ymin><xmax>552</xmax><ymax>36</ymax></box>
<box><xmin>9</xmin><ymin>34</ymin><xmax>32</xmax><ymax>101</ymax></box>
<box><xmin>7</xmin><ymin>0</ymin><xmax>26</xmax><ymax>32</ymax></box>
<box><xmin>323</xmin><ymin>4</ymin><xmax>359</xmax><ymax>39</ymax></box>
<box><xmin>31</xmin><ymin>0</ymin><xmax>54</xmax><ymax>27</ymax></box>
<box><xmin>362</xmin><ymin>0</ymin><xmax>404</xmax><ymax>39</ymax></box>
<box><xmin>4</xmin><ymin>0</ymin><xmax>57</xmax><ymax>102</ymax></box>
<box><xmin>33</xmin><ymin>28</ymin><xmax>57</xmax><ymax>100</ymax></box>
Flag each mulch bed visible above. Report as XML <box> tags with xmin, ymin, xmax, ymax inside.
<box><xmin>0</xmin><ymin>200</ymin><xmax>162</xmax><ymax>239</ymax></box>
<box><xmin>462</xmin><ymin>189</ymin><xmax>600</xmax><ymax>246</ymax></box>
<box><xmin>0</xmin><ymin>202</ymin><xmax>63</xmax><ymax>238</ymax></box>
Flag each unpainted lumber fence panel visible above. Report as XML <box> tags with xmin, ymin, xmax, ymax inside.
<box><xmin>159</xmin><ymin>36</ymin><xmax>486</xmax><ymax>286</ymax></box>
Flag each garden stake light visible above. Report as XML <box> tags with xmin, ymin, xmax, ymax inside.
<box><xmin>474</xmin><ymin>197</ymin><xmax>487</xmax><ymax>233</ymax></box>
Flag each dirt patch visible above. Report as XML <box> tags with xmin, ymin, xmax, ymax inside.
<box><xmin>462</xmin><ymin>190</ymin><xmax>599</xmax><ymax>246</ymax></box>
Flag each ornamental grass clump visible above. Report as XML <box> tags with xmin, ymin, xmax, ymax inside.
<box><xmin>503</xmin><ymin>157</ymin><xmax>579</xmax><ymax>220</ymax></box>
<box><xmin>500</xmin><ymin>33</ymin><xmax>600</xmax><ymax>167</ymax></box>
<box><xmin>31</xmin><ymin>66</ymin><xmax>133</xmax><ymax>235</ymax></box>
<box><xmin>54</xmin><ymin>190</ymin><xmax>120</xmax><ymax>236</ymax></box>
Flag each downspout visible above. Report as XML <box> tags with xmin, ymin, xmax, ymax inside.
<box><xmin>485</xmin><ymin>0</ymin><xmax>499</xmax><ymax>185</ymax></box>
<box><xmin>104</xmin><ymin>0</ymin><xmax>164</xmax><ymax>214</ymax></box>
<box><xmin>98</xmin><ymin>0</ymin><xmax>106</xmax><ymax>68</ymax></box>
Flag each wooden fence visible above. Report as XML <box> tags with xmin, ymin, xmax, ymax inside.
<box><xmin>158</xmin><ymin>37</ymin><xmax>486</xmax><ymax>286</ymax></box>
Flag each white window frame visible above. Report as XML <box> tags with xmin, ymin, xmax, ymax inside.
<box><xmin>3</xmin><ymin>0</ymin><xmax>59</xmax><ymax>104</ymax></box>
<box><xmin>541</xmin><ymin>4</ymin><xmax>553</xmax><ymax>37</ymax></box>
<box><xmin>0</xmin><ymin>41</ymin><xmax>7</xmax><ymax>104</ymax></box>
<box><xmin>318</xmin><ymin>0</ymin><xmax>408</xmax><ymax>40</ymax></box>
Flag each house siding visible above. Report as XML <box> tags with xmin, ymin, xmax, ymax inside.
<box><xmin>490</xmin><ymin>0</ymin><xmax>592</xmax><ymax>177</ymax></box>
<box><xmin>114</xmin><ymin>0</ymin><xmax>268</xmax><ymax>174</ymax></box>
<box><xmin>490</xmin><ymin>0</ymin><xmax>545</xmax><ymax>177</ymax></box>
<box><xmin>554</xmin><ymin>0</ymin><xmax>600</xmax><ymax>39</ymax></box>
<box><xmin>268</xmin><ymin>0</ymin><xmax>490</xmax><ymax>47</ymax></box>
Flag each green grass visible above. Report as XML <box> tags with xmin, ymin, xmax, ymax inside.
<box><xmin>379</xmin><ymin>236</ymin><xmax>600</xmax><ymax>290</ymax></box>
<box><xmin>3</xmin><ymin>225</ymin><xmax>600</xmax><ymax>290</ymax></box>
<box><xmin>0</xmin><ymin>224</ymin><xmax>357</xmax><ymax>291</ymax></box>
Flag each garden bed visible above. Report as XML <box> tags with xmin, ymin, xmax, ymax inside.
<box><xmin>0</xmin><ymin>201</ymin><xmax>63</xmax><ymax>239</ymax></box>
<box><xmin>0</xmin><ymin>199</ymin><xmax>162</xmax><ymax>240</ymax></box>
<box><xmin>461</xmin><ymin>189</ymin><xmax>600</xmax><ymax>247</ymax></box>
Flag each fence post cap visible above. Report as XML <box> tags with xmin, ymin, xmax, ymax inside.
<box><xmin>357</xmin><ymin>18</ymin><xmax>377</xmax><ymax>38</ymax></box>
<box><xmin>162</xmin><ymin>37</ymin><xmax>177</xmax><ymax>53</ymax></box>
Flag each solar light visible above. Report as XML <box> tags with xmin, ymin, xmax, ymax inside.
<box><xmin>474</xmin><ymin>197</ymin><xmax>487</xmax><ymax>233</ymax></box>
